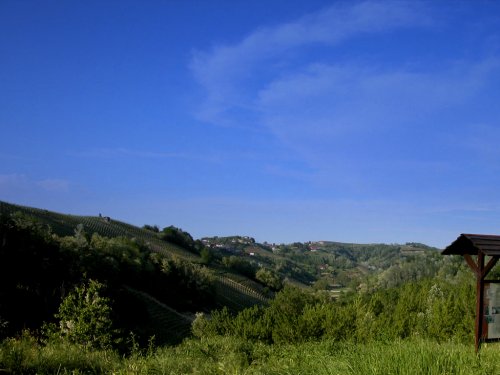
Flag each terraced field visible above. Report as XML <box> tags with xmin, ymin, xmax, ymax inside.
<box><xmin>0</xmin><ymin>200</ymin><xmax>198</xmax><ymax>260</ymax></box>
<box><xmin>221</xmin><ymin>272</ymin><xmax>270</xmax><ymax>297</ymax></box>
<box><xmin>214</xmin><ymin>276</ymin><xmax>268</xmax><ymax>311</ymax></box>
<box><xmin>123</xmin><ymin>286</ymin><xmax>193</xmax><ymax>345</ymax></box>
<box><xmin>0</xmin><ymin>200</ymin><xmax>269</xmax><ymax>315</ymax></box>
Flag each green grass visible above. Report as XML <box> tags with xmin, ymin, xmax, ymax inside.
<box><xmin>2</xmin><ymin>334</ymin><xmax>499</xmax><ymax>374</ymax></box>
<box><xmin>0</xmin><ymin>333</ymin><xmax>121</xmax><ymax>374</ymax></box>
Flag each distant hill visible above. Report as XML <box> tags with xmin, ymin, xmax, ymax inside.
<box><xmin>202</xmin><ymin>235</ymin><xmax>441</xmax><ymax>291</ymax></box>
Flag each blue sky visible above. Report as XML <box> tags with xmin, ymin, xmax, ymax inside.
<box><xmin>2</xmin><ymin>0</ymin><xmax>500</xmax><ymax>248</ymax></box>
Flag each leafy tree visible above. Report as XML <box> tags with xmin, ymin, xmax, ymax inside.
<box><xmin>53</xmin><ymin>279</ymin><xmax>118</xmax><ymax>350</ymax></box>
<box><xmin>200</xmin><ymin>247</ymin><xmax>213</xmax><ymax>265</ymax></box>
<box><xmin>255</xmin><ymin>268</ymin><xmax>283</xmax><ymax>291</ymax></box>
<box><xmin>161</xmin><ymin>226</ymin><xmax>195</xmax><ymax>251</ymax></box>
<box><xmin>222</xmin><ymin>256</ymin><xmax>257</xmax><ymax>279</ymax></box>
<box><xmin>142</xmin><ymin>224</ymin><xmax>159</xmax><ymax>233</ymax></box>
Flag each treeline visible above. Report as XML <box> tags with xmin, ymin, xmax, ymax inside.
<box><xmin>0</xmin><ymin>213</ymin><xmax>215</xmax><ymax>347</ymax></box>
<box><xmin>193</xmin><ymin>271</ymin><xmax>475</xmax><ymax>345</ymax></box>
<box><xmin>0</xmin><ymin>208</ymin><xmax>481</xmax><ymax>356</ymax></box>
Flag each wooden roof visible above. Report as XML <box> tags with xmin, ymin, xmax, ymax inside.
<box><xmin>442</xmin><ymin>234</ymin><xmax>500</xmax><ymax>256</ymax></box>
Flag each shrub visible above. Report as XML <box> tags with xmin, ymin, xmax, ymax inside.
<box><xmin>51</xmin><ymin>279</ymin><xmax>119</xmax><ymax>350</ymax></box>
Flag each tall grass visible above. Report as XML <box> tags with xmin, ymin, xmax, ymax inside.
<box><xmin>343</xmin><ymin>339</ymin><xmax>497</xmax><ymax>375</ymax></box>
<box><xmin>1</xmin><ymin>334</ymin><xmax>499</xmax><ymax>374</ymax></box>
<box><xmin>0</xmin><ymin>333</ymin><xmax>121</xmax><ymax>374</ymax></box>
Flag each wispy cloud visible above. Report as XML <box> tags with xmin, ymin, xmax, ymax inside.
<box><xmin>74</xmin><ymin>148</ymin><xmax>187</xmax><ymax>159</ymax></box>
<box><xmin>257</xmin><ymin>59</ymin><xmax>500</xmax><ymax>159</ymax></box>
<box><xmin>457</xmin><ymin>123</ymin><xmax>500</xmax><ymax>164</ymax></box>
<box><xmin>0</xmin><ymin>173</ymin><xmax>28</xmax><ymax>190</ymax></box>
<box><xmin>190</xmin><ymin>0</ymin><xmax>500</xmax><ymax>191</ymax></box>
<box><xmin>36</xmin><ymin>178</ymin><xmax>70</xmax><ymax>192</ymax></box>
<box><xmin>190</xmin><ymin>0</ymin><xmax>431</xmax><ymax>127</ymax></box>
<box><xmin>0</xmin><ymin>173</ymin><xmax>71</xmax><ymax>194</ymax></box>
<box><xmin>0</xmin><ymin>153</ymin><xmax>33</xmax><ymax>161</ymax></box>
<box><xmin>0</xmin><ymin>174</ymin><xmax>72</xmax><ymax>215</ymax></box>
<box><xmin>73</xmin><ymin>148</ymin><xmax>221</xmax><ymax>162</ymax></box>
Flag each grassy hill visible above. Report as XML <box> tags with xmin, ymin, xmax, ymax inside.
<box><xmin>0</xmin><ymin>200</ymin><xmax>273</xmax><ymax>346</ymax></box>
<box><xmin>0</xmin><ymin>200</ymin><xmax>197</xmax><ymax>260</ymax></box>
<box><xmin>0</xmin><ymin>200</ymin><xmax>453</xmax><ymax>348</ymax></box>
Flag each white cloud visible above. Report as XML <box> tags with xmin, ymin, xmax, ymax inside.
<box><xmin>191</xmin><ymin>0</ymin><xmax>500</xmax><ymax>177</ymax></box>
<box><xmin>73</xmin><ymin>148</ymin><xmax>221</xmax><ymax>163</ymax></box>
<box><xmin>190</xmin><ymin>0</ymin><xmax>500</xmax><ymax>211</ymax></box>
<box><xmin>0</xmin><ymin>173</ymin><xmax>70</xmax><ymax>194</ymax></box>
<box><xmin>74</xmin><ymin>148</ymin><xmax>183</xmax><ymax>159</ymax></box>
<box><xmin>257</xmin><ymin>59</ymin><xmax>500</xmax><ymax>156</ymax></box>
<box><xmin>190</xmin><ymin>1</ymin><xmax>430</xmax><ymax>126</ymax></box>
<box><xmin>36</xmin><ymin>178</ymin><xmax>70</xmax><ymax>192</ymax></box>
<box><xmin>0</xmin><ymin>174</ymin><xmax>28</xmax><ymax>190</ymax></box>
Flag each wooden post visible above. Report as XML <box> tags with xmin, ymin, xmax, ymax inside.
<box><xmin>475</xmin><ymin>251</ymin><xmax>485</xmax><ymax>352</ymax></box>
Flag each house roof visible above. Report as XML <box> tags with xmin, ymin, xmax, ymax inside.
<box><xmin>442</xmin><ymin>234</ymin><xmax>500</xmax><ymax>256</ymax></box>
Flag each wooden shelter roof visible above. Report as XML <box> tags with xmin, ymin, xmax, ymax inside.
<box><xmin>442</xmin><ymin>234</ymin><xmax>500</xmax><ymax>256</ymax></box>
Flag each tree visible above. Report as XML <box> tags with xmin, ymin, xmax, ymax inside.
<box><xmin>161</xmin><ymin>226</ymin><xmax>195</xmax><ymax>251</ymax></box>
<box><xmin>200</xmin><ymin>247</ymin><xmax>213</xmax><ymax>265</ymax></box>
<box><xmin>142</xmin><ymin>224</ymin><xmax>159</xmax><ymax>233</ymax></box>
<box><xmin>255</xmin><ymin>268</ymin><xmax>283</xmax><ymax>291</ymax></box>
<box><xmin>54</xmin><ymin>279</ymin><xmax>118</xmax><ymax>349</ymax></box>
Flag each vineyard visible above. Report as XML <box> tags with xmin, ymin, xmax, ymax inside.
<box><xmin>0</xmin><ymin>200</ymin><xmax>271</xmax><ymax>322</ymax></box>
<box><xmin>0</xmin><ymin>200</ymin><xmax>198</xmax><ymax>260</ymax></box>
<box><xmin>214</xmin><ymin>276</ymin><xmax>268</xmax><ymax>311</ymax></box>
<box><xmin>123</xmin><ymin>286</ymin><xmax>193</xmax><ymax>345</ymax></box>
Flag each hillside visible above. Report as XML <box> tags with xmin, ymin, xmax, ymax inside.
<box><xmin>0</xmin><ymin>200</ymin><xmax>453</xmax><ymax>348</ymax></box>
<box><xmin>201</xmin><ymin>235</ymin><xmax>443</xmax><ymax>293</ymax></box>
<box><xmin>0</xmin><ymin>200</ymin><xmax>269</xmax><ymax>346</ymax></box>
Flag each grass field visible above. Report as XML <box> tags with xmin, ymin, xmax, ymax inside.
<box><xmin>2</xmin><ymin>334</ymin><xmax>499</xmax><ymax>374</ymax></box>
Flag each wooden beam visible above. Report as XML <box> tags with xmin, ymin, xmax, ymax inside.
<box><xmin>482</xmin><ymin>256</ymin><xmax>500</xmax><ymax>279</ymax></box>
<box><xmin>475</xmin><ymin>251</ymin><xmax>485</xmax><ymax>352</ymax></box>
<box><xmin>464</xmin><ymin>254</ymin><xmax>479</xmax><ymax>276</ymax></box>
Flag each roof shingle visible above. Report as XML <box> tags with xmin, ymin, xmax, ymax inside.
<box><xmin>442</xmin><ymin>234</ymin><xmax>500</xmax><ymax>256</ymax></box>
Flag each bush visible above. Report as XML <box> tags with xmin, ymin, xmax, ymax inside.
<box><xmin>50</xmin><ymin>279</ymin><xmax>119</xmax><ymax>350</ymax></box>
<box><xmin>161</xmin><ymin>226</ymin><xmax>195</xmax><ymax>251</ymax></box>
<box><xmin>255</xmin><ymin>268</ymin><xmax>283</xmax><ymax>291</ymax></box>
